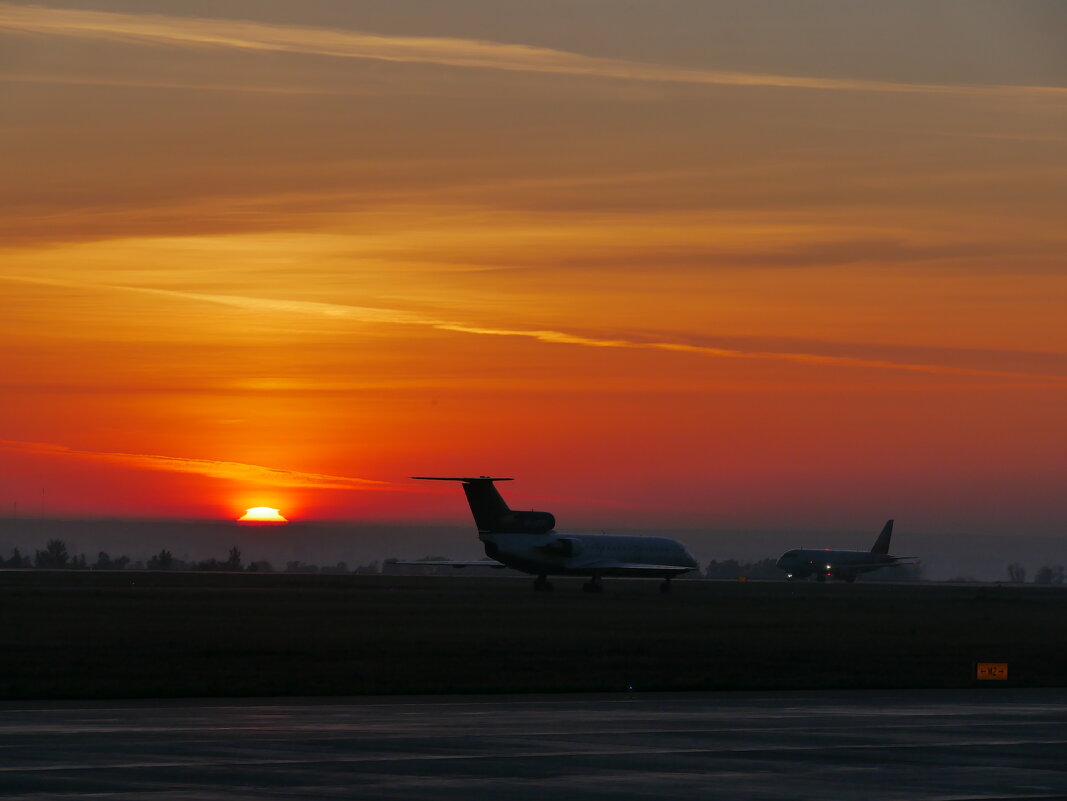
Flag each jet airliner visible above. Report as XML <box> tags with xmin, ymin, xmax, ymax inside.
<box><xmin>775</xmin><ymin>520</ymin><xmax>918</xmax><ymax>582</ymax></box>
<box><xmin>405</xmin><ymin>476</ymin><xmax>698</xmax><ymax>592</ymax></box>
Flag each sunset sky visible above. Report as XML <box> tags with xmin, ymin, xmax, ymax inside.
<box><xmin>2</xmin><ymin>1</ymin><xmax>1065</xmax><ymax>537</ymax></box>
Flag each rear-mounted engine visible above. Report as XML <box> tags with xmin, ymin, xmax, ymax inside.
<box><xmin>536</xmin><ymin>536</ymin><xmax>583</xmax><ymax>556</ymax></box>
<box><xmin>496</xmin><ymin>510</ymin><xmax>555</xmax><ymax>534</ymax></box>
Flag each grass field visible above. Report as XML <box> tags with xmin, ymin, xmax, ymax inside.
<box><xmin>2</xmin><ymin>571</ymin><xmax>1066</xmax><ymax>699</ymax></box>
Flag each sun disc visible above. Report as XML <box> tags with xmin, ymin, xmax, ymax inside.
<box><xmin>238</xmin><ymin>506</ymin><xmax>288</xmax><ymax>523</ymax></box>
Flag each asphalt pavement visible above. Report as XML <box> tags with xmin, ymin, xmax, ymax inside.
<box><xmin>2</xmin><ymin>690</ymin><xmax>1066</xmax><ymax>799</ymax></box>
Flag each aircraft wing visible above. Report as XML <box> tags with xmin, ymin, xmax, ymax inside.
<box><xmin>575</xmin><ymin>561</ymin><xmax>695</xmax><ymax>574</ymax></box>
<box><xmin>831</xmin><ymin>560</ymin><xmax>920</xmax><ymax>570</ymax></box>
<box><xmin>392</xmin><ymin>560</ymin><xmax>507</xmax><ymax>569</ymax></box>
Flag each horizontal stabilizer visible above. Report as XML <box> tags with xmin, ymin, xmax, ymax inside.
<box><xmin>412</xmin><ymin>476</ymin><xmax>513</xmax><ymax>483</ymax></box>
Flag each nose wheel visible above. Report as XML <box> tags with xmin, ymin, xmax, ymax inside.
<box><xmin>582</xmin><ymin>575</ymin><xmax>603</xmax><ymax>593</ymax></box>
<box><xmin>533</xmin><ymin>574</ymin><xmax>553</xmax><ymax>592</ymax></box>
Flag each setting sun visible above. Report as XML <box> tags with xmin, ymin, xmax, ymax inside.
<box><xmin>238</xmin><ymin>507</ymin><xmax>289</xmax><ymax>523</ymax></box>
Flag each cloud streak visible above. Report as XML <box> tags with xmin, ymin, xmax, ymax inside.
<box><xmin>33</xmin><ymin>277</ymin><xmax>1067</xmax><ymax>382</ymax></box>
<box><xmin>434</xmin><ymin>324</ymin><xmax>1067</xmax><ymax>382</ymax></box>
<box><xmin>1</xmin><ymin>3</ymin><xmax>1063</xmax><ymax>99</ymax></box>
<box><xmin>4</xmin><ymin>275</ymin><xmax>1063</xmax><ymax>382</ymax></box>
<box><xmin>0</xmin><ymin>439</ymin><xmax>387</xmax><ymax>489</ymax></box>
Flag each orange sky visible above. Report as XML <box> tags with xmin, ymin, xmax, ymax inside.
<box><xmin>1</xmin><ymin>1</ymin><xmax>1065</xmax><ymax>536</ymax></box>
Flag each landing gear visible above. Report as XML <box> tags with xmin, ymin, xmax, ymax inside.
<box><xmin>660</xmin><ymin>577</ymin><xmax>672</xmax><ymax>594</ymax></box>
<box><xmin>816</xmin><ymin>573</ymin><xmax>827</xmax><ymax>583</ymax></box>
<box><xmin>534</xmin><ymin>574</ymin><xmax>553</xmax><ymax>592</ymax></box>
<box><xmin>582</xmin><ymin>575</ymin><xmax>603</xmax><ymax>593</ymax></box>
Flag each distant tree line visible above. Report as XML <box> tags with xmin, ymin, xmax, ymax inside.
<box><xmin>703</xmin><ymin>560</ymin><xmax>1064</xmax><ymax>584</ymax></box>
<box><xmin>0</xmin><ymin>540</ymin><xmax>380</xmax><ymax>574</ymax></box>
<box><xmin>702</xmin><ymin>558</ymin><xmax>925</xmax><ymax>581</ymax></box>
<box><xmin>3</xmin><ymin>541</ymin><xmax>1065</xmax><ymax>584</ymax></box>
<box><xmin>1005</xmin><ymin>562</ymin><xmax>1065</xmax><ymax>584</ymax></box>
<box><xmin>704</xmin><ymin>558</ymin><xmax>781</xmax><ymax>580</ymax></box>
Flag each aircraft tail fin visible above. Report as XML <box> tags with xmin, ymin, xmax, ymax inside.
<box><xmin>412</xmin><ymin>476</ymin><xmax>556</xmax><ymax>534</ymax></box>
<box><xmin>870</xmin><ymin>519</ymin><xmax>894</xmax><ymax>554</ymax></box>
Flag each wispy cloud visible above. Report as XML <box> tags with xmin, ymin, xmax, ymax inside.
<box><xmin>433</xmin><ymin>324</ymin><xmax>1067</xmax><ymax>382</ymax></box>
<box><xmin>105</xmin><ymin>284</ymin><xmax>1067</xmax><ymax>381</ymax></box>
<box><xmin>0</xmin><ymin>72</ymin><xmax>351</xmax><ymax>97</ymax></box>
<box><xmin>121</xmin><ymin>285</ymin><xmax>430</xmax><ymax>326</ymax></box>
<box><xmin>1</xmin><ymin>3</ymin><xmax>1063</xmax><ymax>98</ymax></box>
<box><xmin>5</xmin><ymin>275</ymin><xmax>1058</xmax><ymax>383</ymax></box>
<box><xmin>0</xmin><ymin>439</ymin><xmax>387</xmax><ymax>489</ymax></box>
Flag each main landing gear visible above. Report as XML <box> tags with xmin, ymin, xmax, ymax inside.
<box><xmin>660</xmin><ymin>577</ymin><xmax>672</xmax><ymax>594</ymax></box>
<box><xmin>582</xmin><ymin>575</ymin><xmax>603</xmax><ymax>593</ymax></box>
<box><xmin>533</xmin><ymin>574</ymin><xmax>553</xmax><ymax>592</ymax></box>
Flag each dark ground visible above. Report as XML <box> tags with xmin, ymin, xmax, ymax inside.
<box><xmin>2</xmin><ymin>571</ymin><xmax>1066</xmax><ymax>699</ymax></box>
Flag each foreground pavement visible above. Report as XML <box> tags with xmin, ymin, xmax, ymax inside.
<box><xmin>2</xmin><ymin>690</ymin><xmax>1066</xmax><ymax>799</ymax></box>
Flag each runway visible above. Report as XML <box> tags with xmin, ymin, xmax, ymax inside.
<box><xmin>3</xmin><ymin>691</ymin><xmax>1067</xmax><ymax>800</ymax></box>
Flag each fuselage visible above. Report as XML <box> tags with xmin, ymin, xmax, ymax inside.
<box><xmin>482</xmin><ymin>532</ymin><xmax>698</xmax><ymax>577</ymax></box>
<box><xmin>410</xmin><ymin>475</ymin><xmax>700</xmax><ymax>590</ymax></box>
